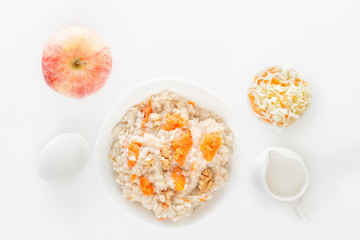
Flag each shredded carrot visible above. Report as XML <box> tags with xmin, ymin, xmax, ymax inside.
<box><xmin>199</xmin><ymin>198</ymin><xmax>206</xmax><ymax>202</ymax></box>
<box><xmin>270</xmin><ymin>78</ymin><xmax>281</xmax><ymax>85</ymax></box>
<box><xmin>276</xmin><ymin>95</ymin><xmax>285</xmax><ymax>108</ymax></box>
<box><xmin>188</xmin><ymin>101</ymin><xmax>195</xmax><ymax>107</ymax></box>
<box><xmin>262</xmin><ymin>67</ymin><xmax>276</xmax><ymax>78</ymax></box>
<box><xmin>270</xmin><ymin>89</ymin><xmax>285</xmax><ymax>108</ymax></box>
<box><xmin>250</xmin><ymin>66</ymin><xmax>311</xmax><ymax>128</ymax></box>
<box><xmin>257</xmin><ymin>78</ymin><xmax>267</xmax><ymax>85</ymax></box>
<box><xmin>156</xmin><ymin>217</ymin><xmax>166</xmax><ymax>221</ymax></box>
<box><xmin>248</xmin><ymin>92</ymin><xmax>271</xmax><ymax>123</ymax></box>
<box><xmin>131</xmin><ymin>174</ymin><xmax>137</xmax><ymax>182</ymax></box>
<box><xmin>295</xmin><ymin>78</ymin><xmax>302</xmax><ymax>86</ymax></box>
<box><xmin>248</xmin><ymin>92</ymin><xmax>261</xmax><ymax>114</ymax></box>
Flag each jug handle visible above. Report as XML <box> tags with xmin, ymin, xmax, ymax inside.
<box><xmin>290</xmin><ymin>198</ymin><xmax>312</xmax><ymax>222</ymax></box>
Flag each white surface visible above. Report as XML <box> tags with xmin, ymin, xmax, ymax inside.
<box><xmin>95</xmin><ymin>79</ymin><xmax>246</xmax><ymax>229</ymax></box>
<box><xmin>1</xmin><ymin>0</ymin><xmax>360</xmax><ymax>239</ymax></box>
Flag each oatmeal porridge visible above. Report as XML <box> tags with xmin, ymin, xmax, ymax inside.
<box><xmin>108</xmin><ymin>91</ymin><xmax>234</xmax><ymax>221</ymax></box>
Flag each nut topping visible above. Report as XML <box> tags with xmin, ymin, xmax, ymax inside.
<box><xmin>199</xmin><ymin>168</ymin><xmax>213</xmax><ymax>193</ymax></box>
<box><xmin>160</xmin><ymin>145</ymin><xmax>173</xmax><ymax>171</ymax></box>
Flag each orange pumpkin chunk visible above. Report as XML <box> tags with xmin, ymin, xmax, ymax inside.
<box><xmin>163</xmin><ymin>114</ymin><xmax>187</xmax><ymax>131</ymax></box>
<box><xmin>140</xmin><ymin>176</ymin><xmax>153</xmax><ymax>196</ymax></box>
<box><xmin>171</xmin><ymin>129</ymin><xmax>193</xmax><ymax>167</ymax></box>
<box><xmin>127</xmin><ymin>142</ymin><xmax>142</xmax><ymax>167</ymax></box>
<box><xmin>200</xmin><ymin>133</ymin><xmax>222</xmax><ymax>161</ymax></box>
<box><xmin>171</xmin><ymin>166</ymin><xmax>186</xmax><ymax>191</ymax></box>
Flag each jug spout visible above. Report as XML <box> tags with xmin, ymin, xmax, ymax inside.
<box><xmin>250</xmin><ymin>148</ymin><xmax>272</xmax><ymax>191</ymax></box>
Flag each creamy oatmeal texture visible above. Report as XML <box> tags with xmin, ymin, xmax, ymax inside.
<box><xmin>109</xmin><ymin>91</ymin><xmax>234</xmax><ymax>221</ymax></box>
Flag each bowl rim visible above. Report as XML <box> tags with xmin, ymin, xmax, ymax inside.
<box><xmin>95</xmin><ymin>78</ymin><xmax>247</xmax><ymax>230</ymax></box>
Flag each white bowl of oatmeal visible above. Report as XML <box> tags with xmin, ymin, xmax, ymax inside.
<box><xmin>95</xmin><ymin>78</ymin><xmax>246</xmax><ymax>228</ymax></box>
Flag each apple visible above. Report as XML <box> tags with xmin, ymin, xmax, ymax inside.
<box><xmin>42</xmin><ymin>26</ymin><xmax>112</xmax><ymax>98</ymax></box>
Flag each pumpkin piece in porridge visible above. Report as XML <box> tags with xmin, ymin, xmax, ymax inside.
<box><xmin>127</xmin><ymin>142</ymin><xmax>142</xmax><ymax>167</ymax></box>
<box><xmin>140</xmin><ymin>176</ymin><xmax>153</xmax><ymax>196</ymax></box>
<box><xmin>171</xmin><ymin>129</ymin><xmax>193</xmax><ymax>167</ymax></box>
<box><xmin>171</xmin><ymin>166</ymin><xmax>186</xmax><ymax>191</ymax></box>
<box><xmin>200</xmin><ymin>133</ymin><xmax>222</xmax><ymax>162</ymax></box>
<box><xmin>163</xmin><ymin>113</ymin><xmax>187</xmax><ymax>131</ymax></box>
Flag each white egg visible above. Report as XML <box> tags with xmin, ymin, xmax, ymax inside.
<box><xmin>37</xmin><ymin>132</ymin><xmax>89</xmax><ymax>182</ymax></box>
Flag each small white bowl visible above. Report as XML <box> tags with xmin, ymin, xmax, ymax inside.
<box><xmin>95</xmin><ymin>78</ymin><xmax>247</xmax><ymax>229</ymax></box>
<box><xmin>247</xmin><ymin>63</ymin><xmax>311</xmax><ymax>131</ymax></box>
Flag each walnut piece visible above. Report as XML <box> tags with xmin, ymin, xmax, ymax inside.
<box><xmin>160</xmin><ymin>145</ymin><xmax>172</xmax><ymax>158</ymax></box>
<box><xmin>160</xmin><ymin>145</ymin><xmax>173</xmax><ymax>171</ymax></box>
<box><xmin>145</xmin><ymin>159</ymin><xmax>154</xmax><ymax>169</ymax></box>
<box><xmin>199</xmin><ymin>169</ymin><xmax>213</xmax><ymax>193</ymax></box>
<box><xmin>160</xmin><ymin>156</ymin><xmax>172</xmax><ymax>171</ymax></box>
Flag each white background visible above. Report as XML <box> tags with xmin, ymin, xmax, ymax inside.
<box><xmin>1</xmin><ymin>0</ymin><xmax>360</xmax><ymax>239</ymax></box>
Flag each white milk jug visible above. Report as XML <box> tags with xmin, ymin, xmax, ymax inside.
<box><xmin>251</xmin><ymin>147</ymin><xmax>312</xmax><ymax>221</ymax></box>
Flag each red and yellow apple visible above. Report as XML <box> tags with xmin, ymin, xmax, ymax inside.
<box><xmin>42</xmin><ymin>26</ymin><xmax>112</xmax><ymax>98</ymax></box>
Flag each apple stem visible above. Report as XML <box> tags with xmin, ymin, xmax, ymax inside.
<box><xmin>75</xmin><ymin>60</ymin><xmax>87</xmax><ymax>65</ymax></box>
